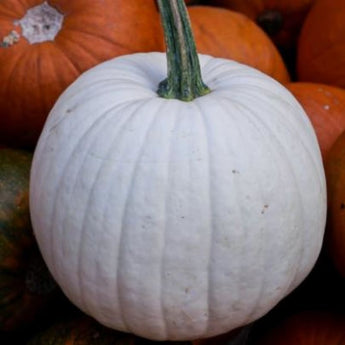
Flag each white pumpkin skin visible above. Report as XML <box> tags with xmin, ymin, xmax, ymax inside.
<box><xmin>30</xmin><ymin>52</ymin><xmax>327</xmax><ymax>341</ymax></box>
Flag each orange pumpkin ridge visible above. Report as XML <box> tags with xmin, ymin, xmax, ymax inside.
<box><xmin>297</xmin><ymin>0</ymin><xmax>345</xmax><ymax>88</ymax></box>
<box><xmin>202</xmin><ymin>0</ymin><xmax>315</xmax><ymax>50</ymax></box>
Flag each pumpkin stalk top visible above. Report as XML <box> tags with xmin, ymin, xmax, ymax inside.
<box><xmin>157</xmin><ymin>0</ymin><xmax>210</xmax><ymax>101</ymax></box>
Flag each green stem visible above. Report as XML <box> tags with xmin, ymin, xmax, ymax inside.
<box><xmin>157</xmin><ymin>0</ymin><xmax>210</xmax><ymax>101</ymax></box>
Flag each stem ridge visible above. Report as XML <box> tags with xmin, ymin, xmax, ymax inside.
<box><xmin>157</xmin><ymin>0</ymin><xmax>210</xmax><ymax>101</ymax></box>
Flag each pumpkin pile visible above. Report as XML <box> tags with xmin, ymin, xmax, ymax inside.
<box><xmin>0</xmin><ymin>0</ymin><xmax>345</xmax><ymax>344</ymax></box>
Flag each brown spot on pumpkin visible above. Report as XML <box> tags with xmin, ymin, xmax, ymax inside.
<box><xmin>340</xmin><ymin>202</ymin><xmax>345</xmax><ymax>210</ymax></box>
<box><xmin>261</xmin><ymin>204</ymin><xmax>269</xmax><ymax>214</ymax></box>
<box><xmin>65</xmin><ymin>103</ymin><xmax>80</xmax><ymax>114</ymax></box>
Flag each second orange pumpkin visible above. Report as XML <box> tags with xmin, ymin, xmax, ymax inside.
<box><xmin>325</xmin><ymin>131</ymin><xmax>345</xmax><ymax>278</ymax></box>
<box><xmin>258</xmin><ymin>310</ymin><xmax>345</xmax><ymax>345</ymax></box>
<box><xmin>188</xmin><ymin>6</ymin><xmax>290</xmax><ymax>83</ymax></box>
<box><xmin>297</xmin><ymin>0</ymin><xmax>345</xmax><ymax>88</ymax></box>
<box><xmin>0</xmin><ymin>0</ymin><xmax>163</xmax><ymax>149</ymax></box>
<box><xmin>203</xmin><ymin>0</ymin><xmax>315</xmax><ymax>50</ymax></box>
<box><xmin>285</xmin><ymin>82</ymin><xmax>345</xmax><ymax>162</ymax></box>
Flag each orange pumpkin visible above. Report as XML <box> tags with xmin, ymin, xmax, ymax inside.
<box><xmin>203</xmin><ymin>0</ymin><xmax>315</xmax><ymax>50</ymax></box>
<box><xmin>285</xmin><ymin>82</ymin><xmax>345</xmax><ymax>162</ymax></box>
<box><xmin>188</xmin><ymin>6</ymin><xmax>290</xmax><ymax>83</ymax></box>
<box><xmin>297</xmin><ymin>0</ymin><xmax>345</xmax><ymax>88</ymax></box>
<box><xmin>258</xmin><ymin>310</ymin><xmax>345</xmax><ymax>345</ymax></box>
<box><xmin>0</xmin><ymin>0</ymin><xmax>163</xmax><ymax>149</ymax></box>
<box><xmin>325</xmin><ymin>131</ymin><xmax>345</xmax><ymax>278</ymax></box>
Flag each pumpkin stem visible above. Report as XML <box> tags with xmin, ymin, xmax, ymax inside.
<box><xmin>157</xmin><ymin>0</ymin><xmax>210</xmax><ymax>101</ymax></box>
<box><xmin>256</xmin><ymin>10</ymin><xmax>283</xmax><ymax>36</ymax></box>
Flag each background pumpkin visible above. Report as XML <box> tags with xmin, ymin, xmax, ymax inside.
<box><xmin>257</xmin><ymin>310</ymin><xmax>345</xmax><ymax>345</ymax></box>
<box><xmin>0</xmin><ymin>148</ymin><xmax>59</xmax><ymax>332</ymax></box>
<box><xmin>29</xmin><ymin>0</ymin><xmax>326</xmax><ymax>340</ymax></box>
<box><xmin>192</xmin><ymin>325</ymin><xmax>252</xmax><ymax>345</ymax></box>
<box><xmin>27</xmin><ymin>314</ymin><xmax>194</xmax><ymax>345</ymax></box>
<box><xmin>0</xmin><ymin>0</ymin><xmax>163</xmax><ymax>149</ymax></box>
<box><xmin>324</xmin><ymin>131</ymin><xmax>345</xmax><ymax>278</ymax></box>
<box><xmin>285</xmin><ymin>82</ymin><xmax>345</xmax><ymax>162</ymax></box>
<box><xmin>203</xmin><ymin>0</ymin><xmax>315</xmax><ymax>51</ymax></box>
<box><xmin>297</xmin><ymin>0</ymin><xmax>345</xmax><ymax>88</ymax></box>
<box><xmin>27</xmin><ymin>315</ymin><xmax>137</xmax><ymax>345</ymax></box>
<box><xmin>188</xmin><ymin>5</ymin><xmax>290</xmax><ymax>83</ymax></box>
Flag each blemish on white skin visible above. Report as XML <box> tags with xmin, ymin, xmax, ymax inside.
<box><xmin>261</xmin><ymin>204</ymin><xmax>269</xmax><ymax>214</ymax></box>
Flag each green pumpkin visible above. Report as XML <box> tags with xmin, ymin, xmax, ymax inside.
<box><xmin>0</xmin><ymin>148</ymin><xmax>57</xmax><ymax>331</ymax></box>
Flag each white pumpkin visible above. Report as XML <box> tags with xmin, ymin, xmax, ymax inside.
<box><xmin>30</xmin><ymin>51</ymin><xmax>326</xmax><ymax>340</ymax></box>
<box><xmin>29</xmin><ymin>1</ymin><xmax>326</xmax><ymax>341</ymax></box>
